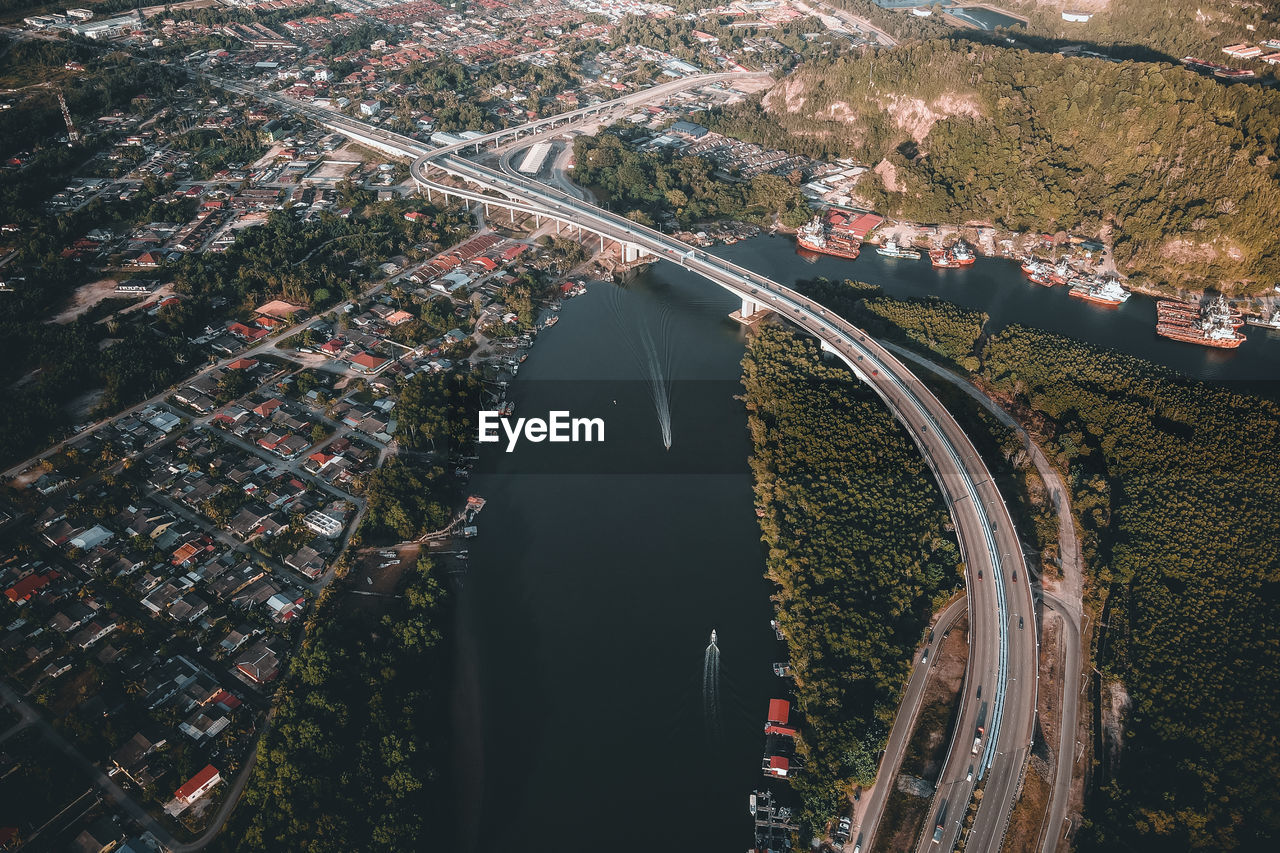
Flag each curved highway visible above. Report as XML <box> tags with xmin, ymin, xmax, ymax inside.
<box><xmin>204</xmin><ymin>74</ymin><xmax>1039</xmax><ymax>852</ymax></box>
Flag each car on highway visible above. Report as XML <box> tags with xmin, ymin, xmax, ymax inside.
<box><xmin>977</xmin><ymin>569</ymin><xmax>983</xmax><ymax>580</ymax></box>
<box><xmin>966</xmin><ymin>764</ymin><xmax>974</xmax><ymax>782</ymax></box>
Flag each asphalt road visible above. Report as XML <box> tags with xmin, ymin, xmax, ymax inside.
<box><xmin>885</xmin><ymin>343</ymin><xmax>1086</xmax><ymax>852</ymax></box>
<box><xmin>853</xmin><ymin>595</ymin><xmax>968</xmax><ymax>851</ymax></box>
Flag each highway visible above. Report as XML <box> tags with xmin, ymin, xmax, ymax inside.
<box><xmin>853</xmin><ymin>595</ymin><xmax>968</xmax><ymax>851</ymax></box>
<box><xmin>204</xmin><ymin>73</ymin><xmax>1041</xmax><ymax>852</ymax></box>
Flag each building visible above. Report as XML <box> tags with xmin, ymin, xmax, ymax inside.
<box><xmin>764</xmin><ymin>755</ymin><xmax>790</xmax><ymax>778</ymax></box>
<box><xmin>303</xmin><ymin>510</ymin><xmax>343</xmax><ymax>539</ymax></box>
<box><xmin>350</xmin><ymin>352</ymin><xmax>389</xmax><ymax>375</ymax></box>
<box><xmin>359</xmin><ymin>100</ymin><xmax>383</xmax><ymax>117</ymax></box>
<box><xmin>173</xmin><ymin>764</ymin><xmax>221</xmax><ymax>806</ymax></box>
<box><xmin>70</xmin><ymin>11</ymin><xmax>140</xmax><ymax>39</ymax></box>
<box><xmin>767</xmin><ymin>698</ymin><xmax>790</xmax><ymax>725</ymax></box>
<box><xmin>1061</xmin><ymin>10</ymin><xmax>1092</xmax><ymax>22</ymax></box>
<box><xmin>1223</xmin><ymin>43</ymin><xmax>1263</xmax><ymax>58</ymax></box>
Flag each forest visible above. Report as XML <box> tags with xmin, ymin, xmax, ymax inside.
<box><xmin>822</xmin><ymin>1</ymin><xmax>1277</xmax><ymax>66</ymax></box>
<box><xmin>571</xmin><ymin>131</ymin><xmax>813</xmax><ymax>229</ymax></box>
<box><xmin>741</xmin><ymin>324</ymin><xmax>960</xmax><ymax>833</ymax></box>
<box><xmin>807</xmin><ymin>284</ymin><xmax>1280</xmax><ymax>849</ymax></box>
<box><xmin>710</xmin><ymin>39</ymin><xmax>1280</xmax><ymax>293</ymax></box>
<box><xmin>219</xmin><ymin>554</ymin><xmax>455</xmax><ymax>851</ymax></box>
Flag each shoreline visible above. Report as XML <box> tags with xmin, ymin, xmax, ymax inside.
<box><xmin>711</xmin><ymin>214</ymin><xmax>1278</xmax><ymax>314</ymax></box>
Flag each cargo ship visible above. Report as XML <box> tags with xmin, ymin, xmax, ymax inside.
<box><xmin>1156</xmin><ymin>296</ymin><xmax>1246</xmax><ymax>349</ymax></box>
<box><xmin>929</xmin><ymin>239</ymin><xmax>977</xmax><ymax>268</ymax></box>
<box><xmin>1068</xmin><ymin>277</ymin><xmax>1131</xmax><ymax>306</ymax></box>
<box><xmin>795</xmin><ymin>215</ymin><xmax>861</xmax><ymax>260</ymax></box>
<box><xmin>876</xmin><ymin>239</ymin><xmax>922</xmax><ymax>260</ymax></box>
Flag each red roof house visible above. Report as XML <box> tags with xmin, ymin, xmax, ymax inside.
<box><xmin>765</xmin><ymin>756</ymin><xmax>790</xmax><ymax>778</ymax></box>
<box><xmin>350</xmin><ymin>352</ymin><xmax>389</xmax><ymax>374</ymax></box>
<box><xmin>174</xmin><ymin>764</ymin><xmax>221</xmax><ymax>805</ymax></box>
<box><xmin>767</xmin><ymin>699</ymin><xmax>790</xmax><ymax>726</ymax></box>
<box><xmin>5</xmin><ymin>571</ymin><xmax>58</xmax><ymax>603</ymax></box>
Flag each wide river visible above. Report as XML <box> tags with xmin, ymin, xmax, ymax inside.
<box><xmin>451</xmin><ymin>237</ymin><xmax>1280</xmax><ymax>851</ymax></box>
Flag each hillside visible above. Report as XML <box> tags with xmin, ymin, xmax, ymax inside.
<box><xmin>828</xmin><ymin>0</ymin><xmax>1279</xmax><ymax>62</ymax></box>
<box><xmin>711</xmin><ymin>40</ymin><xmax>1280</xmax><ymax>294</ymax></box>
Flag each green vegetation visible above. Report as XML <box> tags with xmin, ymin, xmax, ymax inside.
<box><xmin>742</xmin><ymin>324</ymin><xmax>960</xmax><ymax>832</ymax></box>
<box><xmin>172</xmin><ymin>204</ymin><xmax>467</xmax><ymax>314</ymax></box>
<box><xmin>812</xmin><ymin>286</ymin><xmax>1280</xmax><ymax>849</ymax></box>
<box><xmin>711</xmin><ymin>40</ymin><xmax>1280</xmax><ymax>293</ymax></box>
<box><xmin>221</xmin><ymin>555</ymin><xmax>454</xmax><ymax>851</ymax></box>
<box><xmin>571</xmin><ymin>130</ymin><xmax>812</xmax><ymax>229</ymax></box>
<box><xmin>987</xmin><ymin>0</ymin><xmax>1278</xmax><ymax>62</ymax></box>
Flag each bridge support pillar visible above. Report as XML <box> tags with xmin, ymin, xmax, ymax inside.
<box><xmin>729</xmin><ymin>294</ymin><xmax>770</xmax><ymax>326</ymax></box>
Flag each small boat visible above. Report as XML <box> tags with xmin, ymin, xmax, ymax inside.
<box><xmin>773</xmin><ymin>662</ymin><xmax>791</xmax><ymax>677</ymax></box>
<box><xmin>544</xmin><ymin>315</ymin><xmax>559</xmax><ymax>328</ymax></box>
<box><xmin>770</xmin><ymin>619</ymin><xmax>784</xmax><ymax>640</ymax></box>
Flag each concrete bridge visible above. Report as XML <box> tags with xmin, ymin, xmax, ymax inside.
<box><xmin>204</xmin><ymin>73</ymin><xmax>1040</xmax><ymax>853</ymax></box>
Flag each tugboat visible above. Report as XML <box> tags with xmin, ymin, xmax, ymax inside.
<box><xmin>929</xmin><ymin>239</ymin><xmax>977</xmax><ymax>268</ymax></box>
<box><xmin>795</xmin><ymin>214</ymin><xmax>861</xmax><ymax>260</ymax></box>
<box><xmin>1021</xmin><ymin>259</ymin><xmax>1054</xmax><ymax>286</ymax></box>
<box><xmin>876</xmin><ymin>239</ymin><xmax>922</xmax><ymax>259</ymax></box>
<box><xmin>949</xmin><ymin>239</ymin><xmax>976</xmax><ymax>265</ymax></box>
<box><xmin>1049</xmin><ymin>258</ymin><xmax>1074</xmax><ymax>285</ymax></box>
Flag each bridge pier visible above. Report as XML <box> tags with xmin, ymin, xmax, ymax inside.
<box><xmin>729</xmin><ymin>294</ymin><xmax>771</xmax><ymax>326</ymax></box>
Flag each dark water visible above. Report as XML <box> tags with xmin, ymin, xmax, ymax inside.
<box><xmin>452</xmin><ymin>236</ymin><xmax>1280</xmax><ymax>851</ymax></box>
<box><xmin>453</xmin><ymin>270</ymin><xmax>779</xmax><ymax>852</ymax></box>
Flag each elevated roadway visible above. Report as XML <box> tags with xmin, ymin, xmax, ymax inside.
<box><xmin>206</xmin><ymin>74</ymin><xmax>1040</xmax><ymax>853</ymax></box>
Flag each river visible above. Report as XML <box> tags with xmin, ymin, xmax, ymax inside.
<box><xmin>453</xmin><ymin>266</ymin><xmax>778</xmax><ymax>852</ymax></box>
<box><xmin>451</xmin><ymin>236</ymin><xmax>1280</xmax><ymax>852</ymax></box>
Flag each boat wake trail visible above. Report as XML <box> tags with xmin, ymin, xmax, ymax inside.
<box><xmin>703</xmin><ymin>629</ymin><xmax>721</xmax><ymax>740</ymax></box>
<box><xmin>609</xmin><ymin>284</ymin><xmax>675</xmax><ymax>449</ymax></box>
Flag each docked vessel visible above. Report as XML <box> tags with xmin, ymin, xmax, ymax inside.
<box><xmin>1069</xmin><ymin>277</ymin><xmax>1131</xmax><ymax>306</ymax></box>
<box><xmin>1049</xmin><ymin>259</ymin><xmax>1073</xmax><ymax>285</ymax></box>
<box><xmin>1020</xmin><ymin>258</ymin><xmax>1054</xmax><ymax>286</ymax></box>
<box><xmin>1246</xmin><ymin>308</ymin><xmax>1280</xmax><ymax>330</ymax></box>
<box><xmin>1156</xmin><ymin>296</ymin><xmax>1246</xmax><ymax>349</ymax></box>
<box><xmin>795</xmin><ymin>215</ymin><xmax>861</xmax><ymax>260</ymax></box>
<box><xmin>876</xmin><ymin>239</ymin><xmax>922</xmax><ymax>260</ymax></box>
<box><xmin>928</xmin><ymin>240</ymin><xmax>976</xmax><ymax>268</ymax></box>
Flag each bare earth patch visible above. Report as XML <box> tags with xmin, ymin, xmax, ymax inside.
<box><xmin>874</xmin><ymin>159</ymin><xmax>902</xmax><ymax>193</ymax></box>
<box><xmin>882</xmin><ymin>93</ymin><xmax>984</xmax><ymax>143</ymax></box>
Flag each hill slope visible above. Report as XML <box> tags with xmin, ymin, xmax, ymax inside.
<box><xmin>711</xmin><ymin>41</ymin><xmax>1280</xmax><ymax>293</ymax></box>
